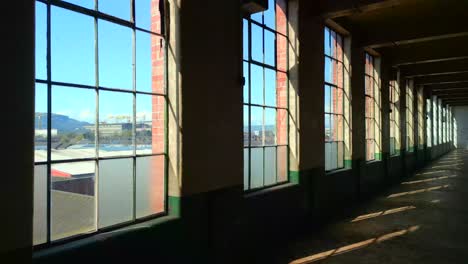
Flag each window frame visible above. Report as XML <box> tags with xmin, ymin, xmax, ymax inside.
<box><xmin>324</xmin><ymin>26</ymin><xmax>346</xmax><ymax>171</ymax></box>
<box><xmin>389</xmin><ymin>74</ymin><xmax>400</xmax><ymax>156</ymax></box>
<box><xmin>243</xmin><ymin>0</ymin><xmax>290</xmax><ymax>192</ymax></box>
<box><xmin>364</xmin><ymin>53</ymin><xmax>380</xmax><ymax>162</ymax></box>
<box><xmin>34</xmin><ymin>0</ymin><xmax>168</xmax><ymax>248</ymax></box>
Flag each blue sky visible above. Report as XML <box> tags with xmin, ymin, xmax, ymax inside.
<box><xmin>35</xmin><ymin>0</ymin><xmax>156</xmax><ymax>124</ymax></box>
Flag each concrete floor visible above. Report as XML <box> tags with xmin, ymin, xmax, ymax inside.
<box><xmin>270</xmin><ymin>150</ymin><xmax>468</xmax><ymax>263</ymax></box>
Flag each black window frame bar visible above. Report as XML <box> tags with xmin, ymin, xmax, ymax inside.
<box><xmin>33</xmin><ymin>0</ymin><xmax>169</xmax><ymax>249</ymax></box>
<box><xmin>243</xmin><ymin>0</ymin><xmax>290</xmax><ymax>192</ymax></box>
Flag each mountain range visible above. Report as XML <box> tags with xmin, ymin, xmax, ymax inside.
<box><xmin>35</xmin><ymin>113</ymin><xmax>91</xmax><ymax>132</ymax></box>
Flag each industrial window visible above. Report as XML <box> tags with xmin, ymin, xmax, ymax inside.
<box><xmin>406</xmin><ymin>80</ymin><xmax>414</xmax><ymax>152</ymax></box>
<box><xmin>448</xmin><ymin>107</ymin><xmax>452</xmax><ymax>143</ymax></box>
<box><xmin>442</xmin><ymin>106</ymin><xmax>447</xmax><ymax>143</ymax></box>
<box><xmin>426</xmin><ymin>97</ymin><xmax>432</xmax><ymax>148</ymax></box>
<box><xmin>365</xmin><ymin>53</ymin><xmax>381</xmax><ymax>161</ymax></box>
<box><xmin>389</xmin><ymin>74</ymin><xmax>400</xmax><ymax>156</ymax></box>
<box><xmin>433</xmin><ymin>96</ymin><xmax>438</xmax><ymax>145</ymax></box>
<box><xmin>324</xmin><ymin>27</ymin><xmax>346</xmax><ymax>171</ymax></box>
<box><xmin>417</xmin><ymin>86</ymin><xmax>424</xmax><ymax>149</ymax></box>
<box><xmin>437</xmin><ymin>98</ymin><xmax>443</xmax><ymax>145</ymax></box>
<box><xmin>34</xmin><ymin>0</ymin><xmax>167</xmax><ymax>246</ymax></box>
<box><xmin>243</xmin><ymin>0</ymin><xmax>289</xmax><ymax>190</ymax></box>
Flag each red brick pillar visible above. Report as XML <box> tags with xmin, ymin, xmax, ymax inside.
<box><xmin>276</xmin><ymin>0</ymin><xmax>288</xmax><ymax>181</ymax></box>
<box><xmin>150</xmin><ymin>0</ymin><xmax>165</xmax><ymax>213</ymax></box>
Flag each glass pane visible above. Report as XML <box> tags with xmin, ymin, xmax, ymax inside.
<box><xmin>325</xmin><ymin>114</ymin><xmax>331</xmax><ymax>141</ymax></box>
<box><xmin>251</xmin><ymin>24</ymin><xmax>263</xmax><ymax>63</ymax></box>
<box><xmin>137</xmin><ymin>94</ymin><xmax>165</xmax><ymax>154</ymax></box>
<box><xmin>51</xmin><ymin>161</ymin><xmax>96</xmax><ymax>240</ymax></box>
<box><xmin>331</xmin><ymin>141</ymin><xmax>338</xmax><ymax>169</ymax></box>
<box><xmin>99</xmin><ymin>0</ymin><xmax>130</xmax><ymax>20</ymax></box>
<box><xmin>277</xmin><ymin>72</ymin><xmax>288</xmax><ymax>108</ymax></box>
<box><xmin>324</xmin><ymin>85</ymin><xmax>331</xmax><ymax>113</ymax></box>
<box><xmin>33</xmin><ymin>165</ymin><xmax>47</xmax><ymax>245</ymax></box>
<box><xmin>277</xmin><ymin>34</ymin><xmax>287</xmax><ymax>72</ymax></box>
<box><xmin>243</xmin><ymin>62</ymin><xmax>249</xmax><ymax>103</ymax></box>
<box><xmin>265</xmin><ymin>68</ymin><xmax>276</xmax><ymax>106</ymax></box>
<box><xmin>250</xmin><ymin>64</ymin><xmax>263</xmax><ymax>105</ymax></box>
<box><xmin>325</xmin><ymin>142</ymin><xmax>332</xmax><ymax>171</ymax></box>
<box><xmin>250</xmin><ymin>148</ymin><xmax>264</xmax><ymax>189</ymax></box>
<box><xmin>136</xmin><ymin>155</ymin><xmax>165</xmax><ymax>218</ymax></box>
<box><xmin>264</xmin><ymin>30</ymin><xmax>275</xmax><ymax>66</ymax></box>
<box><xmin>36</xmin><ymin>2</ymin><xmax>47</xmax><ymax>80</ymax></box>
<box><xmin>331</xmin><ymin>87</ymin><xmax>343</xmax><ymax>115</ymax></box>
<box><xmin>277</xmin><ymin>108</ymin><xmax>287</xmax><ymax>145</ymax></box>
<box><xmin>51</xmin><ymin>86</ymin><xmax>96</xmax><ymax>161</ymax></box>
<box><xmin>250</xmin><ymin>106</ymin><xmax>263</xmax><ymax>146</ymax></box>
<box><xmin>276</xmin><ymin>0</ymin><xmax>287</xmax><ymax>35</ymax></box>
<box><xmin>51</xmin><ymin>6</ymin><xmax>95</xmax><ymax>85</ymax></box>
<box><xmin>338</xmin><ymin>141</ymin><xmax>344</xmax><ymax>168</ymax></box>
<box><xmin>264</xmin><ymin>147</ymin><xmax>277</xmax><ymax>185</ymax></box>
<box><xmin>324</xmin><ymin>27</ymin><xmax>331</xmax><ymax>56</ymax></box>
<box><xmin>334</xmin><ymin>115</ymin><xmax>343</xmax><ymax>141</ymax></box>
<box><xmin>99</xmin><ymin>20</ymin><xmax>132</xmax><ymax>90</ymax></box>
<box><xmin>99</xmin><ymin>91</ymin><xmax>134</xmax><ymax>157</ymax></box>
<box><xmin>136</xmin><ymin>0</ymin><xmax>163</xmax><ymax>33</ymax></box>
<box><xmin>251</xmin><ymin>9</ymin><xmax>262</xmax><ymax>23</ymax></box>
<box><xmin>324</xmin><ymin>57</ymin><xmax>333</xmax><ymax>84</ymax></box>
<box><xmin>264</xmin><ymin>0</ymin><xmax>276</xmax><ymax>29</ymax></box>
<box><xmin>330</xmin><ymin>30</ymin><xmax>337</xmax><ymax>59</ymax></box>
<box><xmin>244</xmin><ymin>148</ymin><xmax>249</xmax><ymax>190</ymax></box>
<box><xmin>244</xmin><ymin>105</ymin><xmax>249</xmax><ymax>147</ymax></box>
<box><xmin>277</xmin><ymin>145</ymin><xmax>287</xmax><ymax>181</ymax></box>
<box><xmin>35</xmin><ymin>83</ymin><xmax>48</xmax><ymax>163</ymax></box>
<box><xmin>63</xmin><ymin>0</ymin><xmax>94</xmax><ymax>9</ymax></box>
<box><xmin>243</xmin><ymin>19</ymin><xmax>249</xmax><ymax>61</ymax></box>
<box><xmin>98</xmin><ymin>158</ymin><xmax>133</xmax><ymax>228</ymax></box>
<box><xmin>265</xmin><ymin>108</ymin><xmax>276</xmax><ymax>146</ymax></box>
<box><xmin>136</xmin><ymin>30</ymin><xmax>165</xmax><ymax>93</ymax></box>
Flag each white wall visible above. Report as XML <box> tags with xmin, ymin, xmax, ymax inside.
<box><xmin>453</xmin><ymin>106</ymin><xmax>468</xmax><ymax>149</ymax></box>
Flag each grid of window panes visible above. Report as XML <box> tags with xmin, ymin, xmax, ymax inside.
<box><xmin>324</xmin><ymin>27</ymin><xmax>345</xmax><ymax>171</ymax></box>
<box><xmin>417</xmin><ymin>86</ymin><xmax>424</xmax><ymax>149</ymax></box>
<box><xmin>437</xmin><ymin>98</ymin><xmax>443</xmax><ymax>145</ymax></box>
<box><xmin>34</xmin><ymin>0</ymin><xmax>167</xmax><ymax>246</ymax></box>
<box><xmin>443</xmin><ymin>106</ymin><xmax>447</xmax><ymax>143</ymax></box>
<box><xmin>389</xmin><ymin>78</ymin><xmax>400</xmax><ymax>156</ymax></box>
<box><xmin>365</xmin><ymin>53</ymin><xmax>379</xmax><ymax>161</ymax></box>
<box><xmin>433</xmin><ymin>96</ymin><xmax>438</xmax><ymax>145</ymax></box>
<box><xmin>426</xmin><ymin>97</ymin><xmax>432</xmax><ymax>147</ymax></box>
<box><xmin>243</xmin><ymin>0</ymin><xmax>289</xmax><ymax>190</ymax></box>
<box><xmin>406</xmin><ymin>81</ymin><xmax>414</xmax><ymax>152</ymax></box>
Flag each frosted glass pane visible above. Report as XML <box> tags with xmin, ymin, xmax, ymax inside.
<box><xmin>33</xmin><ymin>165</ymin><xmax>47</xmax><ymax>245</ymax></box>
<box><xmin>264</xmin><ymin>147</ymin><xmax>277</xmax><ymax>185</ymax></box>
<box><xmin>136</xmin><ymin>156</ymin><xmax>165</xmax><ymax>218</ymax></box>
<box><xmin>244</xmin><ymin>148</ymin><xmax>249</xmax><ymax>190</ymax></box>
<box><xmin>51</xmin><ymin>161</ymin><xmax>96</xmax><ymax>241</ymax></box>
<box><xmin>98</xmin><ymin>158</ymin><xmax>133</xmax><ymax>228</ymax></box>
<box><xmin>250</xmin><ymin>148</ymin><xmax>264</xmax><ymax>189</ymax></box>
<box><xmin>277</xmin><ymin>146</ymin><xmax>287</xmax><ymax>182</ymax></box>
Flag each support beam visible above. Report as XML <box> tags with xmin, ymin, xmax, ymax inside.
<box><xmin>401</xmin><ymin>59</ymin><xmax>468</xmax><ymax>78</ymax></box>
<box><xmin>317</xmin><ymin>0</ymin><xmax>401</xmax><ymax>19</ymax></box>
<box><xmin>415</xmin><ymin>72</ymin><xmax>468</xmax><ymax>85</ymax></box>
<box><xmin>381</xmin><ymin>36</ymin><xmax>468</xmax><ymax>66</ymax></box>
<box><xmin>426</xmin><ymin>82</ymin><xmax>468</xmax><ymax>90</ymax></box>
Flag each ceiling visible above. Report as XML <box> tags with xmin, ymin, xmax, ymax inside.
<box><xmin>317</xmin><ymin>0</ymin><xmax>468</xmax><ymax>106</ymax></box>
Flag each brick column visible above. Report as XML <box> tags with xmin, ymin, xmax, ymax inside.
<box><xmin>150</xmin><ymin>0</ymin><xmax>165</xmax><ymax>213</ymax></box>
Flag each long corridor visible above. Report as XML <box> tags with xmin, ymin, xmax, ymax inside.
<box><xmin>272</xmin><ymin>150</ymin><xmax>468</xmax><ymax>263</ymax></box>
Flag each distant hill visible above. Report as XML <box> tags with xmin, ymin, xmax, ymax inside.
<box><xmin>35</xmin><ymin>113</ymin><xmax>91</xmax><ymax>132</ymax></box>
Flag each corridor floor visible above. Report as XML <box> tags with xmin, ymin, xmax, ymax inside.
<box><xmin>274</xmin><ymin>150</ymin><xmax>468</xmax><ymax>264</ymax></box>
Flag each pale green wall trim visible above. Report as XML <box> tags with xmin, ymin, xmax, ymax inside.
<box><xmin>407</xmin><ymin>146</ymin><xmax>416</xmax><ymax>152</ymax></box>
<box><xmin>375</xmin><ymin>153</ymin><xmax>382</xmax><ymax>160</ymax></box>
<box><xmin>289</xmin><ymin>171</ymin><xmax>300</xmax><ymax>184</ymax></box>
<box><xmin>168</xmin><ymin>196</ymin><xmax>181</xmax><ymax>217</ymax></box>
<box><xmin>344</xmin><ymin>160</ymin><xmax>352</xmax><ymax>169</ymax></box>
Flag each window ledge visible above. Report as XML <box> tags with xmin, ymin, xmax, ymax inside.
<box><xmin>244</xmin><ymin>182</ymin><xmax>298</xmax><ymax>199</ymax></box>
<box><xmin>33</xmin><ymin>214</ymin><xmax>178</xmax><ymax>259</ymax></box>
<box><xmin>326</xmin><ymin>167</ymin><xmax>352</xmax><ymax>176</ymax></box>
<box><xmin>366</xmin><ymin>159</ymin><xmax>382</xmax><ymax>165</ymax></box>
